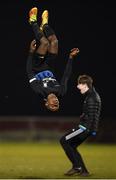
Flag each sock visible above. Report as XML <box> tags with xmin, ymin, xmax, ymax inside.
<box><xmin>43</xmin><ymin>24</ymin><xmax>55</xmax><ymax>38</ymax></box>
<box><xmin>32</xmin><ymin>22</ymin><xmax>44</xmax><ymax>41</ymax></box>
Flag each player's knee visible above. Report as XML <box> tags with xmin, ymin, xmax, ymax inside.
<box><xmin>50</xmin><ymin>39</ymin><xmax>58</xmax><ymax>47</ymax></box>
<box><xmin>42</xmin><ymin>38</ymin><xmax>49</xmax><ymax>48</ymax></box>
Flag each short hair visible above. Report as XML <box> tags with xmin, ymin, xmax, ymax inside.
<box><xmin>77</xmin><ymin>74</ymin><xmax>93</xmax><ymax>88</ymax></box>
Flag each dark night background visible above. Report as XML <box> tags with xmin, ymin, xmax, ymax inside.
<box><xmin>0</xmin><ymin>1</ymin><xmax>116</xmax><ymax>118</ymax></box>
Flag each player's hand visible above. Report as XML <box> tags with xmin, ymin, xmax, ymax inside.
<box><xmin>29</xmin><ymin>39</ymin><xmax>36</xmax><ymax>53</ymax></box>
<box><xmin>69</xmin><ymin>48</ymin><xmax>80</xmax><ymax>59</ymax></box>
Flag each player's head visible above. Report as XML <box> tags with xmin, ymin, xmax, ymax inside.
<box><xmin>77</xmin><ymin>74</ymin><xmax>93</xmax><ymax>94</ymax></box>
<box><xmin>45</xmin><ymin>93</ymin><xmax>59</xmax><ymax>111</ymax></box>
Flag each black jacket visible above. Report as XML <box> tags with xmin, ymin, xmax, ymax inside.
<box><xmin>26</xmin><ymin>52</ymin><xmax>73</xmax><ymax>98</ymax></box>
<box><xmin>80</xmin><ymin>87</ymin><xmax>101</xmax><ymax>132</ymax></box>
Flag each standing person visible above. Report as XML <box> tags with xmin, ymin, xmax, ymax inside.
<box><xmin>60</xmin><ymin>74</ymin><xmax>101</xmax><ymax>176</ymax></box>
<box><xmin>27</xmin><ymin>7</ymin><xmax>79</xmax><ymax>112</ymax></box>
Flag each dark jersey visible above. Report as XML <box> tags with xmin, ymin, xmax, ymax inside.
<box><xmin>80</xmin><ymin>87</ymin><xmax>101</xmax><ymax>132</ymax></box>
<box><xmin>26</xmin><ymin>52</ymin><xmax>73</xmax><ymax>98</ymax></box>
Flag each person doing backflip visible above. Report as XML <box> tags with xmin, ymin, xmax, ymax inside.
<box><xmin>26</xmin><ymin>7</ymin><xmax>79</xmax><ymax>111</ymax></box>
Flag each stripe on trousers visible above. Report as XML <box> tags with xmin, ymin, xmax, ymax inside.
<box><xmin>65</xmin><ymin>128</ymin><xmax>84</xmax><ymax>140</ymax></box>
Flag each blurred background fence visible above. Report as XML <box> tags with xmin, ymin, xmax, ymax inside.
<box><xmin>0</xmin><ymin>116</ymin><xmax>115</xmax><ymax>143</ymax></box>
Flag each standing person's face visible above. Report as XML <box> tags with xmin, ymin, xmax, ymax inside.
<box><xmin>77</xmin><ymin>83</ymin><xmax>89</xmax><ymax>94</ymax></box>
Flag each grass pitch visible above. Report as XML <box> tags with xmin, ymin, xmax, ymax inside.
<box><xmin>0</xmin><ymin>141</ymin><xmax>116</xmax><ymax>179</ymax></box>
